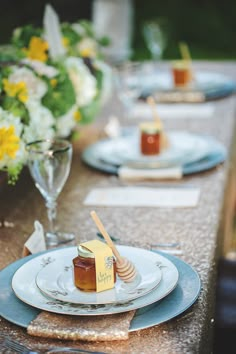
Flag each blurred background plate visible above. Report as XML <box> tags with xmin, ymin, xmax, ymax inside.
<box><xmin>139</xmin><ymin>71</ymin><xmax>236</xmax><ymax>102</ymax></box>
<box><xmin>81</xmin><ymin>134</ymin><xmax>226</xmax><ymax>176</ymax></box>
<box><xmin>87</xmin><ymin>131</ymin><xmax>216</xmax><ymax>168</ymax></box>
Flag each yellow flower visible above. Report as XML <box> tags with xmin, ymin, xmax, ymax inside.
<box><xmin>23</xmin><ymin>36</ymin><xmax>49</xmax><ymax>62</ymax></box>
<box><xmin>62</xmin><ymin>37</ymin><xmax>69</xmax><ymax>48</ymax></box>
<box><xmin>0</xmin><ymin>125</ymin><xmax>20</xmax><ymax>160</ymax></box>
<box><xmin>50</xmin><ymin>78</ymin><xmax>58</xmax><ymax>88</ymax></box>
<box><xmin>73</xmin><ymin>110</ymin><xmax>82</xmax><ymax>122</ymax></box>
<box><xmin>3</xmin><ymin>79</ymin><xmax>28</xmax><ymax>103</ymax></box>
<box><xmin>80</xmin><ymin>47</ymin><xmax>96</xmax><ymax>58</ymax></box>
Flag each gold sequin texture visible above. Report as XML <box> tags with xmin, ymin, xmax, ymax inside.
<box><xmin>27</xmin><ymin>310</ymin><xmax>136</xmax><ymax>341</ymax></box>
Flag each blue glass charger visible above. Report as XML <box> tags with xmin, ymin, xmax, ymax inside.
<box><xmin>81</xmin><ymin>134</ymin><xmax>226</xmax><ymax>177</ymax></box>
<box><xmin>0</xmin><ymin>249</ymin><xmax>201</xmax><ymax>332</ymax></box>
<box><xmin>139</xmin><ymin>71</ymin><xmax>236</xmax><ymax>102</ymax></box>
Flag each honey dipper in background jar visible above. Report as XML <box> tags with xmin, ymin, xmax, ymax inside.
<box><xmin>171</xmin><ymin>42</ymin><xmax>194</xmax><ymax>88</ymax></box>
<box><xmin>140</xmin><ymin>96</ymin><xmax>168</xmax><ymax>155</ymax></box>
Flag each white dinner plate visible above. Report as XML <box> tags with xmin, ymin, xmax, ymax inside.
<box><xmin>98</xmin><ymin>131</ymin><xmax>213</xmax><ymax>168</ymax></box>
<box><xmin>35</xmin><ymin>251</ymin><xmax>162</xmax><ymax>305</ymax></box>
<box><xmin>12</xmin><ymin>246</ymin><xmax>179</xmax><ymax>316</ymax></box>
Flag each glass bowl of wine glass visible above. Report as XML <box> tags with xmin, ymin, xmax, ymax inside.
<box><xmin>26</xmin><ymin>139</ymin><xmax>75</xmax><ymax>247</ymax></box>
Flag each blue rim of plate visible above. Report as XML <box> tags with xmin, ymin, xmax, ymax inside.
<box><xmin>81</xmin><ymin>135</ymin><xmax>226</xmax><ymax>177</ymax></box>
<box><xmin>0</xmin><ymin>249</ymin><xmax>201</xmax><ymax>332</ymax></box>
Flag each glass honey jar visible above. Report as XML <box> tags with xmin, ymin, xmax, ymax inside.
<box><xmin>172</xmin><ymin>60</ymin><xmax>192</xmax><ymax>87</ymax></box>
<box><xmin>140</xmin><ymin>122</ymin><xmax>161</xmax><ymax>155</ymax></box>
<box><xmin>73</xmin><ymin>244</ymin><xmax>116</xmax><ymax>292</ymax></box>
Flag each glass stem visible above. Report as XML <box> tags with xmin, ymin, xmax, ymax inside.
<box><xmin>46</xmin><ymin>199</ymin><xmax>57</xmax><ymax>234</ymax></box>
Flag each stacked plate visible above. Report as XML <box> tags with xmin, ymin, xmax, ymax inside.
<box><xmin>0</xmin><ymin>246</ymin><xmax>201</xmax><ymax>332</ymax></box>
<box><xmin>139</xmin><ymin>71</ymin><xmax>236</xmax><ymax>102</ymax></box>
<box><xmin>82</xmin><ymin>129</ymin><xmax>226</xmax><ymax>176</ymax></box>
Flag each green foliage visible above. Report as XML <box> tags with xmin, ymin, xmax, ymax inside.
<box><xmin>11</xmin><ymin>24</ymin><xmax>42</xmax><ymax>49</ymax></box>
<box><xmin>94</xmin><ymin>66</ymin><xmax>103</xmax><ymax>93</ymax></box>
<box><xmin>80</xmin><ymin>98</ymin><xmax>101</xmax><ymax>124</ymax></box>
<box><xmin>0</xmin><ymin>45</ymin><xmax>22</xmax><ymax>62</ymax></box>
<box><xmin>98</xmin><ymin>36</ymin><xmax>110</xmax><ymax>47</ymax></box>
<box><xmin>61</xmin><ymin>23</ymin><xmax>81</xmax><ymax>46</ymax></box>
<box><xmin>42</xmin><ymin>63</ymin><xmax>76</xmax><ymax>118</ymax></box>
<box><xmin>1</xmin><ymin>96</ymin><xmax>29</xmax><ymax>124</ymax></box>
<box><xmin>6</xmin><ymin>163</ymin><xmax>23</xmax><ymax>185</ymax></box>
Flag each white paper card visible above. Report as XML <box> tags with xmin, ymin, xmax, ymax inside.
<box><xmin>131</xmin><ymin>103</ymin><xmax>215</xmax><ymax>120</ymax></box>
<box><xmin>84</xmin><ymin>187</ymin><xmax>200</xmax><ymax>208</ymax></box>
<box><xmin>22</xmin><ymin>221</ymin><xmax>46</xmax><ymax>257</ymax></box>
<box><xmin>118</xmin><ymin>166</ymin><xmax>183</xmax><ymax>181</ymax></box>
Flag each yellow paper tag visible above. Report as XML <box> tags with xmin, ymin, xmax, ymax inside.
<box><xmin>81</xmin><ymin>240</ymin><xmax>114</xmax><ymax>292</ymax></box>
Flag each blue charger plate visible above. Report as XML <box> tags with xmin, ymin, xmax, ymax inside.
<box><xmin>139</xmin><ymin>71</ymin><xmax>236</xmax><ymax>102</ymax></box>
<box><xmin>81</xmin><ymin>135</ymin><xmax>226</xmax><ymax>177</ymax></box>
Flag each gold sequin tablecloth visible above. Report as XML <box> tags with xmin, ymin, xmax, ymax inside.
<box><xmin>0</xmin><ymin>61</ymin><xmax>236</xmax><ymax>354</ymax></box>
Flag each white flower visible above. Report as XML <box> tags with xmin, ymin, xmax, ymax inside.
<box><xmin>23</xmin><ymin>101</ymin><xmax>55</xmax><ymax>143</ymax></box>
<box><xmin>21</xmin><ymin>59</ymin><xmax>59</xmax><ymax>78</ymax></box>
<box><xmin>65</xmin><ymin>57</ymin><xmax>97</xmax><ymax>107</ymax></box>
<box><xmin>55</xmin><ymin>104</ymin><xmax>77</xmax><ymax>138</ymax></box>
<box><xmin>8</xmin><ymin>66</ymin><xmax>47</xmax><ymax>101</ymax></box>
<box><xmin>76</xmin><ymin>37</ymin><xmax>98</xmax><ymax>58</ymax></box>
<box><xmin>0</xmin><ymin>107</ymin><xmax>25</xmax><ymax>169</ymax></box>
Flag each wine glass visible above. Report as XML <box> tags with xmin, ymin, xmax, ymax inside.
<box><xmin>142</xmin><ymin>18</ymin><xmax>169</xmax><ymax>61</ymax></box>
<box><xmin>113</xmin><ymin>62</ymin><xmax>143</xmax><ymax>119</ymax></box>
<box><xmin>26</xmin><ymin>139</ymin><xmax>74</xmax><ymax>247</ymax></box>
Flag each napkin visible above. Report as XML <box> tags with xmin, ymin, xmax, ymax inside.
<box><xmin>118</xmin><ymin>165</ymin><xmax>183</xmax><ymax>181</ymax></box>
<box><xmin>131</xmin><ymin>103</ymin><xmax>215</xmax><ymax>120</ymax></box>
<box><xmin>84</xmin><ymin>187</ymin><xmax>200</xmax><ymax>208</ymax></box>
<box><xmin>27</xmin><ymin>310</ymin><xmax>136</xmax><ymax>341</ymax></box>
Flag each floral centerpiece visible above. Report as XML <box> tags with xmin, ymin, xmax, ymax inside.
<box><xmin>0</xmin><ymin>5</ymin><xmax>111</xmax><ymax>183</ymax></box>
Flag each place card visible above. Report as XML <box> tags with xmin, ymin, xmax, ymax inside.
<box><xmin>118</xmin><ymin>166</ymin><xmax>183</xmax><ymax>181</ymax></box>
<box><xmin>80</xmin><ymin>240</ymin><xmax>115</xmax><ymax>292</ymax></box>
<box><xmin>131</xmin><ymin>103</ymin><xmax>215</xmax><ymax>120</ymax></box>
<box><xmin>22</xmin><ymin>221</ymin><xmax>46</xmax><ymax>257</ymax></box>
<box><xmin>84</xmin><ymin>187</ymin><xmax>200</xmax><ymax>208</ymax></box>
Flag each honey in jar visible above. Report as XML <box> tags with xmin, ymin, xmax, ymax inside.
<box><xmin>73</xmin><ymin>243</ymin><xmax>116</xmax><ymax>292</ymax></box>
<box><xmin>140</xmin><ymin>122</ymin><xmax>162</xmax><ymax>155</ymax></box>
<box><xmin>172</xmin><ymin>60</ymin><xmax>192</xmax><ymax>87</ymax></box>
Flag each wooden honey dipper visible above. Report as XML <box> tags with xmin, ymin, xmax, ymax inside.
<box><xmin>146</xmin><ymin>96</ymin><xmax>169</xmax><ymax>150</ymax></box>
<box><xmin>146</xmin><ymin>96</ymin><xmax>163</xmax><ymax>130</ymax></box>
<box><xmin>90</xmin><ymin>211</ymin><xmax>137</xmax><ymax>283</ymax></box>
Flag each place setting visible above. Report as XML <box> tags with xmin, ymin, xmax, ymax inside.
<box><xmin>138</xmin><ymin>64</ymin><xmax>236</xmax><ymax>103</ymax></box>
<box><xmin>81</xmin><ymin>97</ymin><xmax>227</xmax><ymax>181</ymax></box>
<box><xmin>128</xmin><ymin>42</ymin><xmax>236</xmax><ymax>104</ymax></box>
<box><xmin>0</xmin><ymin>211</ymin><xmax>201</xmax><ymax>342</ymax></box>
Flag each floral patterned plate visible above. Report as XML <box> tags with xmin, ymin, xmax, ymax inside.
<box><xmin>35</xmin><ymin>248</ymin><xmax>162</xmax><ymax>305</ymax></box>
<box><xmin>11</xmin><ymin>246</ymin><xmax>178</xmax><ymax>316</ymax></box>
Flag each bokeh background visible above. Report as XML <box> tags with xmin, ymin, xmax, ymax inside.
<box><xmin>0</xmin><ymin>0</ymin><xmax>236</xmax><ymax>60</ymax></box>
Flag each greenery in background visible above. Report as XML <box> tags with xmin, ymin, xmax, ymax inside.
<box><xmin>132</xmin><ymin>0</ymin><xmax>236</xmax><ymax>60</ymax></box>
<box><xmin>0</xmin><ymin>0</ymin><xmax>235</xmax><ymax>60</ymax></box>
